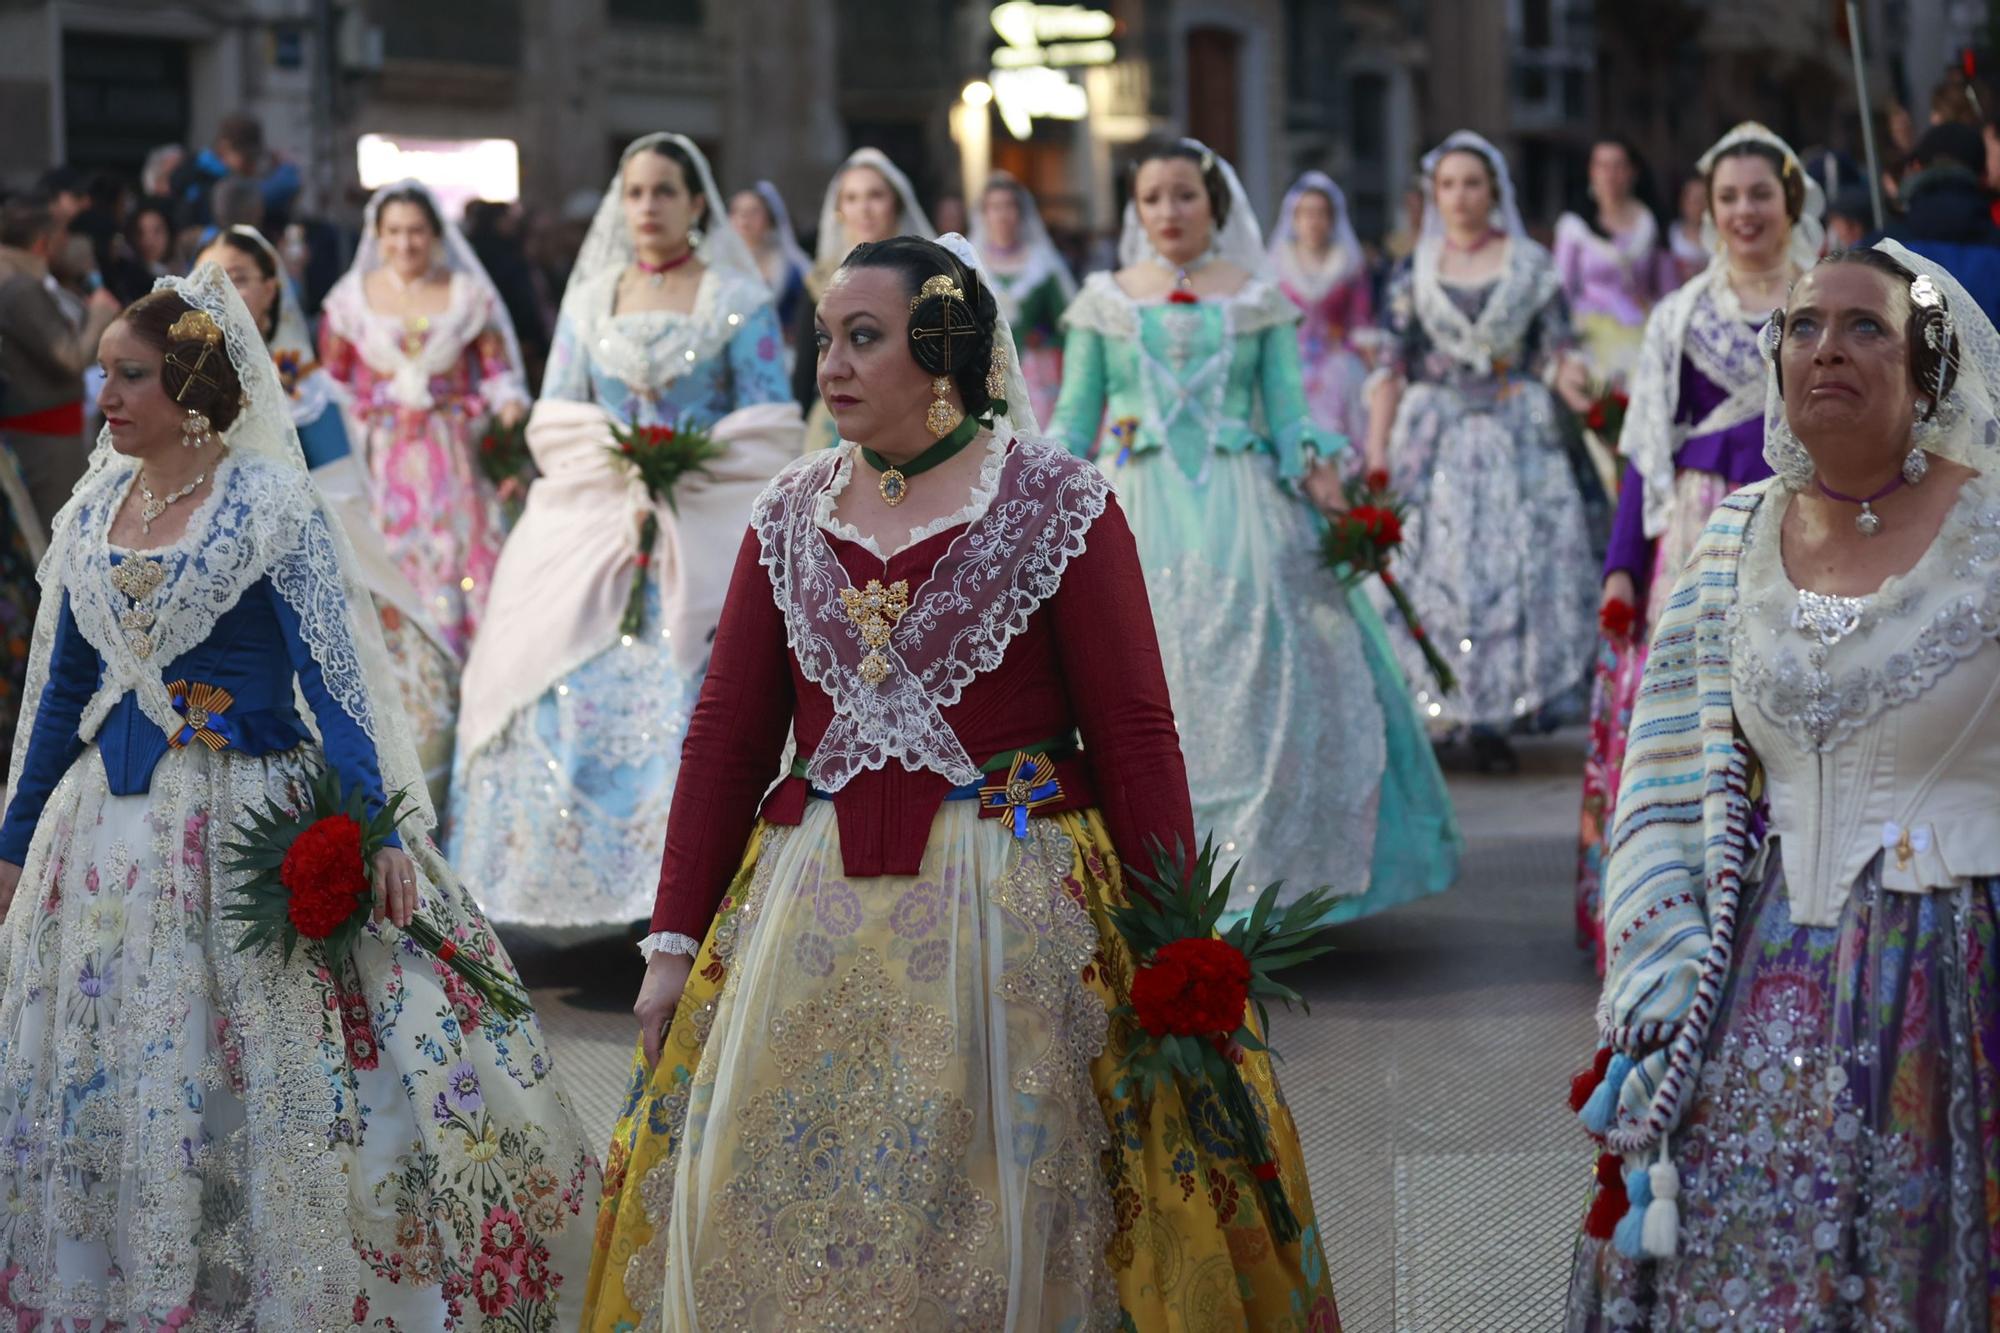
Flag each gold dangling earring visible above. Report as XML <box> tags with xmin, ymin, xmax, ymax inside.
<box><xmin>985</xmin><ymin>343</ymin><xmax>1007</xmax><ymax>407</ymax></box>
<box><xmin>926</xmin><ymin>375</ymin><xmax>961</xmax><ymax>438</ymax></box>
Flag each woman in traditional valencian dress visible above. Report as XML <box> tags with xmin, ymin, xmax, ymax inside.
<box><xmin>1573</xmin><ymin>124</ymin><xmax>1817</xmax><ymax>971</ymax></box>
<box><xmin>728</xmin><ymin>181</ymin><xmax>809</xmax><ymax>345</ymax></box>
<box><xmin>197</xmin><ymin>224</ymin><xmax>460</xmax><ymax>807</ymax></box>
<box><xmin>1552</xmin><ymin>138</ymin><xmax>1674</xmax><ymax>389</ymax></box>
<box><xmin>1270</xmin><ymin>171</ymin><xmax>1376</xmax><ymax>442</ymax></box>
<box><xmin>1363</xmin><ymin>130</ymin><xmax>1598</xmax><ymax>773</ymax></box>
<box><xmin>790</xmin><ymin>148</ymin><xmax>934</xmax><ymax>451</ymax></box>
<box><xmin>451</xmin><ymin>135</ymin><xmax>800</xmax><ymax>928</ymax></box>
<box><xmin>321</xmin><ymin>180</ymin><xmax>528</xmax><ymax>656</ymax></box>
<box><xmin>0</xmin><ymin>266</ymin><xmax>596</xmax><ymax>1329</ymax></box>
<box><xmin>1568</xmin><ymin>242</ymin><xmax>2000</xmax><ymax>1330</ymax></box>
<box><xmin>582</xmin><ymin>234</ymin><xmax>1340</xmax><ymax>1331</ymax></box>
<box><xmin>1047</xmin><ymin>137</ymin><xmax>1458</xmax><ymax>922</ymax></box>
<box><xmin>971</xmin><ymin>171</ymin><xmax>1075</xmax><ymax>430</ymax></box>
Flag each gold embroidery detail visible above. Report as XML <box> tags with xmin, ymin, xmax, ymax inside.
<box><xmin>838</xmin><ymin>578</ymin><xmax>910</xmax><ymax>688</ymax></box>
<box><xmin>693</xmin><ymin>948</ymin><xmax>1006</xmax><ymax>1327</ymax></box>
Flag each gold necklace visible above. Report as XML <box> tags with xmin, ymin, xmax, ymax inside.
<box><xmin>139</xmin><ymin>469</ymin><xmax>206</xmax><ymax>534</ymax></box>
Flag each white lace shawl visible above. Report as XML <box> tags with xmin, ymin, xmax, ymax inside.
<box><xmin>1622</xmin><ymin>262</ymin><xmax>1772</xmax><ymax>539</ymax></box>
<box><xmin>1410</xmin><ymin>235</ymin><xmax>1563</xmax><ymax>374</ymax></box>
<box><xmin>754</xmin><ymin>436</ymin><xmax>1109</xmax><ymax>791</ymax></box>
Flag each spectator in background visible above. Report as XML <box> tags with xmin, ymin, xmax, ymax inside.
<box><xmin>34</xmin><ymin>169</ymin><xmax>88</xmax><ymax>231</ymax></box>
<box><xmin>931</xmin><ymin>191</ymin><xmax>967</xmax><ymax>236</ymax></box>
<box><xmin>1826</xmin><ymin>185</ymin><xmax>1873</xmax><ymax>251</ymax></box>
<box><xmin>0</xmin><ymin>195</ymin><xmax>118</xmax><ymax>541</ymax></box>
<box><xmin>67</xmin><ymin>173</ymin><xmax>153</xmax><ymax>305</ymax></box>
<box><xmin>210</xmin><ymin>176</ymin><xmax>266</xmax><ymax>235</ymax></box>
<box><xmin>125</xmin><ymin>199</ymin><xmax>174</xmax><ymax>283</ymax></box>
<box><xmin>1884</xmin><ymin>120</ymin><xmax>2000</xmax><ymax>319</ymax></box>
<box><xmin>463</xmin><ymin>200</ymin><xmax>549</xmax><ymax>383</ymax></box>
<box><xmin>171</xmin><ymin>111</ymin><xmax>302</xmax><ymax>234</ymax></box>
<box><xmin>140</xmin><ymin>144</ymin><xmax>184</xmax><ymax>198</ymax></box>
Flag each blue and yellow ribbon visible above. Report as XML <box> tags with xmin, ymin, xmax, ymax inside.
<box><xmin>166</xmin><ymin>680</ymin><xmax>236</xmax><ymax>751</ymax></box>
<box><xmin>979</xmin><ymin>752</ymin><xmax>1064</xmax><ymax>839</ymax></box>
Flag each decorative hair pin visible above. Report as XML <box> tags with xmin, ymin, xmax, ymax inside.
<box><xmin>909</xmin><ymin>273</ymin><xmax>966</xmax><ymax>312</ymax></box>
<box><xmin>168</xmin><ymin>309</ymin><xmax>223</xmax><ymax>346</ymax></box>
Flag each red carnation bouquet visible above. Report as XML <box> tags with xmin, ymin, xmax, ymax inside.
<box><xmin>222</xmin><ymin>766</ymin><xmax>530</xmax><ymax>1019</ymax></box>
<box><xmin>1319</xmin><ymin>469</ymin><xmax>1457</xmax><ymax>695</ymax></box>
<box><xmin>1579</xmin><ymin>384</ymin><xmax>1630</xmax><ymax>442</ymax></box>
<box><xmin>1599</xmin><ymin>596</ymin><xmax>1639</xmax><ymax>640</ymax></box>
<box><xmin>1110</xmin><ymin>836</ymin><xmax>1343</xmax><ymax>1242</ymax></box>
<box><xmin>607</xmin><ymin>416</ymin><xmax>728</xmax><ymax>637</ymax></box>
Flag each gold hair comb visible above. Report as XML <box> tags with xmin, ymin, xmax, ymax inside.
<box><xmin>909</xmin><ymin>273</ymin><xmax>966</xmax><ymax>312</ymax></box>
<box><xmin>168</xmin><ymin>309</ymin><xmax>223</xmax><ymax>346</ymax></box>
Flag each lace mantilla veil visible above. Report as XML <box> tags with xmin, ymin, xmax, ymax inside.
<box><xmin>814</xmin><ymin>148</ymin><xmax>937</xmax><ymax>273</ymax></box>
<box><xmin>1762</xmin><ymin>239</ymin><xmax>2000</xmax><ymax>485</ymax></box>
<box><xmin>1268</xmin><ymin>170</ymin><xmax>1366</xmax><ymax>299</ymax></box>
<box><xmin>1116</xmin><ymin>137</ymin><xmax>1267</xmax><ymax>275</ymax></box>
<box><xmin>8</xmin><ymin>264</ymin><xmax>445</xmax><ymax>839</ymax></box>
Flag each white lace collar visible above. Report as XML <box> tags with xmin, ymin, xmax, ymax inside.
<box><xmin>1061</xmin><ymin>270</ymin><xmax>1300</xmax><ymax>340</ymax></box>
<box><xmin>813</xmin><ymin>430</ymin><xmax>1010</xmax><ymax>561</ymax></box>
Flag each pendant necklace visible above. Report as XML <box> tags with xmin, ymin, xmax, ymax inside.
<box><xmin>139</xmin><ymin>470</ymin><xmax>207</xmax><ymax>534</ymax></box>
<box><xmin>861</xmin><ymin>414</ymin><xmax>982</xmax><ymax>508</ymax></box>
<box><xmin>635</xmin><ymin>248</ymin><xmax>696</xmax><ymax>288</ymax></box>
<box><xmin>1817</xmin><ymin>474</ymin><xmax>1905</xmax><ymax>536</ymax></box>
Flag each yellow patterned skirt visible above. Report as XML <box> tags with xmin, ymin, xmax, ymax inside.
<box><xmin>582</xmin><ymin>803</ymin><xmax>1339</xmax><ymax>1331</ymax></box>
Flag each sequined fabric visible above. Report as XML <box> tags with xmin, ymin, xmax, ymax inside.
<box><xmin>0</xmin><ymin>743</ymin><xmax>600</xmax><ymax>1329</ymax></box>
<box><xmin>1381</xmin><ymin>269</ymin><xmax>1597</xmax><ymax>729</ymax></box>
<box><xmin>1567</xmin><ymin>854</ymin><xmax>2000</xmax><ymax>1330</ymax></box>
<box><xmin>582</xmin><ymin>807</ymin><xmax>1340</xmax><ymax>1332</ymax></box>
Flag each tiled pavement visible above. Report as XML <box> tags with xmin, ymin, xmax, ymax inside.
<box><xmin>505</xmin><ymin>730</ymin><xmax>1602</xmax><ymax>1332</ymax></box>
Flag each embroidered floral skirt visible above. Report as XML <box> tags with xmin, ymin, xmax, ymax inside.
<box><xmin>581</xmin><ymin>802</ymin><xmax>1340</xmax><ymax>1332</ymax></box>
<box><xmin>1299</xmin><ymin>336</ymin><xmax>1368</xmax><ymax>444</ymax></box>
<box><xmin>378</xmin><ymin>599</ymin><xmax>459</xmax><ymax>813</ymax></box>
<box><xmin>1576</xmin><ymin>471</ymin><xmax>1730</xmax><ymax>972</ymax></box>
<box><xmin>1566</xmin><ymin>854</ymin><xmax>2000</xmax><ymax>1330</ymax></box>
<box><xmin>0</xmin><ymin>743</ymin><xmax>600</xmax><ymax>1329</ymax></box>
<box><xmin>450</xmin><ymin>582</ymin><xmax>700</xmax><ymax>927</ymax></box>
<box><xmin>358</xmin><ymin>405</ymin><xmax>506</xmax><ymax>657</ymax></box>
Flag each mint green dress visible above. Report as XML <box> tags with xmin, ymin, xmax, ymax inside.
<box><xmin>1046</xmin><ymin>272</ymin><xmax>1460</xmax><ymax>920</ymax></box>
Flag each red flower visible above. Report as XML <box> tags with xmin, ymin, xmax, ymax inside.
<box><xmin>1368</xmin><ymin>507</ymin><xmax>1403</xmax><ymax>546</ymax></box>
<box><xmin>471</xmin><ymin>1253</ymin><xmax>516</xmax><ymax>1315</ymax></box>
<box><xmin>637</xmin><ymin>425</ymin><xmax>677</xmax><ymax>447</ymax></box>
<box><xmin>1612</xmin><ymin>390</ymin><xmax>1630</xmax><ymax>411</ymax></box>
<box><xmin>1599</xmin><ymin>598</ymin><xmax>1638</xmax><ymax>640</ymax></box>
<box><xmin>279</xmin><ymin>815</ymin><xmax>369</xmax><ymax>940</ymax></box>
<box><xmin>1586</xmin><ymin>401</ymin><xmax>1608</xmax><ymax>432</ymax></box>
<box><xmin>1364</xmin><ymin>468</ymin><xmax>1391</xmax><ymax>493</ymax></box>
<box><xmin>516</xmin><ymin>1240</ymin><xmax>554</xmax><ymax>1303</ymax></box>
<box><xmin>480</xmin><ymin>1205</ymin><xmax>528</xmax><ymax>1269</ymax></box>
<box><xmin>1167</xmin><ymin>289</ymin><xmax>1200</xmax><ymax>305</ymax></box>
<box><xmin>1130</xmin><ymin>937</ymin><xmax>1251</xmax><ymax>1038</ymax></box>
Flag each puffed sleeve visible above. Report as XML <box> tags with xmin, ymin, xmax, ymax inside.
<box><xmin>1045</xmin><ymin>324</ymin><xmax>1108</xmax><ymax>458</ymax></box>
<box><xmin>538</xmin><ymin>310</ymin><xmax>592</xmax><ymax>404</ymax></box>
<box><xmin>650</xmin><ymin>528</ymin><xmax>795</xmax><ymax>939</ymax></box>
<box><xmin>1047</xmin><ymin>496</ymin><xmax>1195</xmax><ymax>874</ymax></box>
<box><xmin>0</xmin><ymin>595</ymin><xmax>99</xmax><ymax>865</ymax></box>
<box><xmin>318</xmin><ymin>314</ymin><xmax>358</xmax><ymax>390</ymax></box>
<box><xmin>1258</xmin><ymin>320</ymin><xmax>1344</xmax><ymax>476</ymax></box>
<box><xmin>727</xmin><ymin>302</ymin><xmax>793</xmax><ymax>410</ymax></box>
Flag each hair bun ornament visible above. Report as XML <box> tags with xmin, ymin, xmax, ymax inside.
<box><xmin>908</xmin><ymin>272</ymin><xmax>982</xmax><ymax>376</ymax></box>
<box><xmin>168</xmin><ymin>308</ymin><xmax>223</xmax><ymax>346</ymax></box>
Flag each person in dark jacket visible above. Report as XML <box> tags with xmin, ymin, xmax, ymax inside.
<box><xmin>1881</xmin><ymin>121</ymin><xmax>2000</xmax><ymax>319</ymax></box>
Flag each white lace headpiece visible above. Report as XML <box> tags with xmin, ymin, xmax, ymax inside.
<box><xmin>202</xmin><ymin>224</ymin><xmax>312</xmax><ymax>360</ymax></box>
<box><xmin>749</xmin><ymin>178</ymin><xmax>812</xmax><ymax>287</ymax></box>
<box><xmin>1763</xmin><ymin>238</ymin><xmax>2000</xmax><ymax>487</ymax></box>
<box><xmin>937</xmin><ymin>231</ymin><xmax>1039</xmax><ymax>437</ymax></box>
<box><xmin>814</xmin><ymin>148</ymin><xmax>936</xmax><ymax>271</ymax></box>
<box><xmin>336</xmin><ymin>179</ymin><xmax>526</xmax><ymax>389</ymax></box>
<box><xmin>8</xmin><ymin>263</ymin><xmax>443</xmax><ymax>835</ymax></box>
<box><xmin>1116</xmin><ymin>138</ymin><xmax>1267</xmax><ymax>275</ymax></box>
<box><xmin>1268</xmin><ymin>170</ymin><xmax>1365</xmax><ymax>299</ymax></box>
<box><xmin>969</xmin><ymin>172</ymin><xmax>1077</xmax><ymax>305</ymax></box>
<box><xmin>1418</xmin><ymin>130</ymin><xmax>1526</xmax><ymax>243</ymax></box>
<box><xmin>1695</xmin><ymin>122</ymin><xmax>1825</xmax><ymax>273</ymax></box>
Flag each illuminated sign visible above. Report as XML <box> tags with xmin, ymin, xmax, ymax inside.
<box><xmin>986</xmin><ymin>3</ymin><xmax>1114</xmax><ymax>138</ymax></box>
<box><xmin>356</xmin><ymin>134</ymin><xmax>521</xmax><ymax>213</ymax></box>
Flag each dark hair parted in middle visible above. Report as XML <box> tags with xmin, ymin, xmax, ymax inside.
<box><xmin>838</xmin><ymin>235</ymin><xmax>1003</xmax><ymax>420</ymax></box>
<box><xmin>373</xmin><ymin>185</ymin><xmax>444</xmax><ymax>236</ymax></box>
<box><xmin>1773</xmin><ymin>248</ymin><xmax>1960</xmax><ymax>418</ymax></box>
<box><xmin>118</xmin><ymin>290</ymin><xmax>249</xmax><ymax>432</ymax></box>
<box><xmin>628</xmin><ymin>138</ymin><xmax>710</xmax><ymax>226</ymax></box>
<box><xmin>1126</xmin><ymin>137</ymin><xmax>1232</xmax><ymax>230</ymax></box>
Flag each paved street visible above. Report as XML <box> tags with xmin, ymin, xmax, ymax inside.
<box><xmin>508</xmin><ymin>729</ymin><xmax>1603</xmax><ymax>1333</ymax></box>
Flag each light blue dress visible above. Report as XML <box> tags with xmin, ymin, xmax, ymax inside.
<box><xmin>1047</xmin><ymin>272</ymin><xmax>1460</xmax><ymax>920</ymax></box>
<box><xmin>447</xmin><ymin>270</ymin><xmax>791</xmax><ymax>925</ymax></box>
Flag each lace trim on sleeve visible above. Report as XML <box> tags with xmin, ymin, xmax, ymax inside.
<box><xmin>638</xmin><ymin>931</ymin><xmax>702</xmax><ymax>959</ymax></box>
